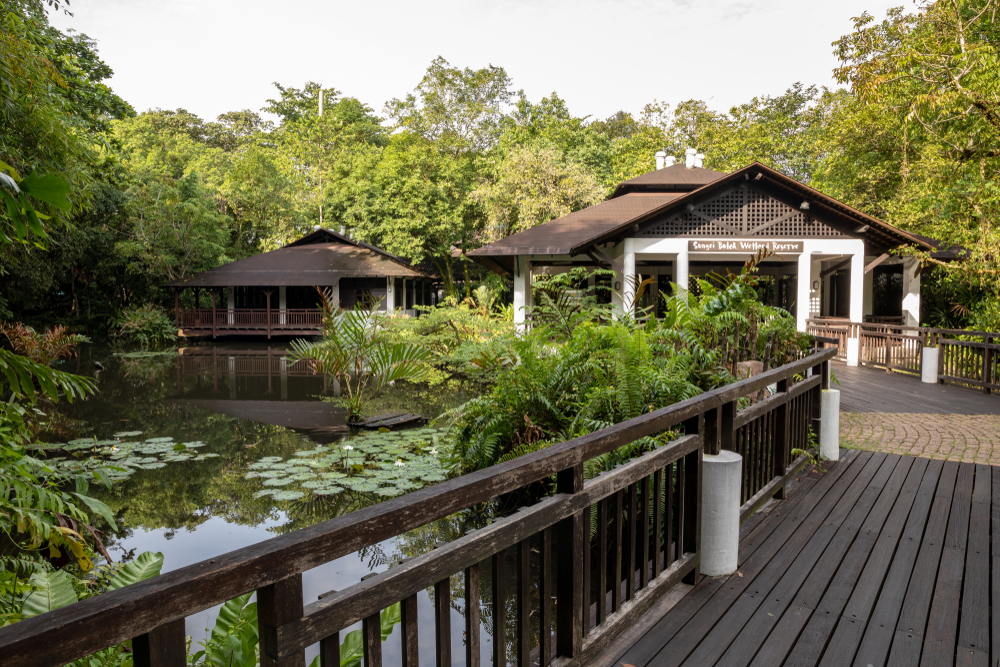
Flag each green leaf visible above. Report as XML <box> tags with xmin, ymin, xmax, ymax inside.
<box><xmin>339</xmin><ymin>628</ymin><xmax>364</xmax><ymax>667</ymax></box>
<box><xmin>207</xmin><ymin>593</ymin><xmax>259</xmax><ymax>667</ymax></box>
<box><xmin>20</xmin><ymin>570</ymin><xmax>78</xmax><ymax>617</ymax></box>
<box><xmin>72</xmin><ymin>493</ymin><xmax>118</xmax><ymax>532</ymax></box>
<box><xmin>20</xmin><ymin>170</ymin><xmax>72</xmax><ymax>212</ymax></box>
<box><xmin>105</xmin><ymin>551</ymin><xmax>163</xmax><ymax>590</ymax></box>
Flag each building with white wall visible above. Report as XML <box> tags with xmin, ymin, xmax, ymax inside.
<box><xmin>469</xmin><ymin>159</ymin><xmax>940</xmax><ymax>333</ymax></box>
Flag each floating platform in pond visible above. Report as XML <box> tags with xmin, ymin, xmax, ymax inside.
<box><xmin>348</xmin><ymin>411</ymin><xmax>424</xmax><ymax>429</ymax></box>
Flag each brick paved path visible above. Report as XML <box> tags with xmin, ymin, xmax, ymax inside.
<box><xmin>836</xmin><ymin>363</ymin><xmax>1000</xmax><ymax>464</ymax></box>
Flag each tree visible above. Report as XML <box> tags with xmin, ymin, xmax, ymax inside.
<box><xmin>828</xmin><ymin>0</ymin><xmax>1000</xmax><ymax>310</ymax></box>
<box><xmin>385</xmin><ymin>56</ymin><xmax>514</xmax><ymax>153</ymax></box>
<box><xmin>472</xmin><ymin>142</ymin><xmax>603</xmax><ymax>242</ymax></box>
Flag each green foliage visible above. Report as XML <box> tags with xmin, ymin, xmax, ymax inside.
<box><xmin>113</xmin><ymin>305</ymin><xmax>177</xmax><ymax>349</ymax></box>
<box><xmin>288</xmin><ymin>295</ymin><xmax>433</xmax><ymax>421</ymax></box>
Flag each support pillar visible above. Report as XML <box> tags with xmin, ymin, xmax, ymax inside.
<box><xmin>850</xmin><ymin>250</ymin><xmax>864</xmax><ymax>324</ymax></box>
<box><xmin>623</xmin><ymin>250</ymin><xmax>636</xmax><ymax>317</ymax></box>
<box><xmin>385</xmin><ymin>277</ymin><xmax>395</xmax><ymax>313</ymax></box>
<box><xmin>279</xmin><ymin>286</ymin><xmax>287</xmax><ymax>325</ymax></box>
<box><xmin>513</xmin><ymin>257</ymin><xmax>530</xmax><ymax>332</ymax></box>
<box><xmin>862</xmin><ymin>260</ymin><xmax>874</xmax><ymax>319</ymax></box>
<box><xmin>796</xmin><ymin>252</ymin><xmax>812</xmax><ymax>332</ymax></box>
<box><xmin>820</xmin><ymin>389</ymin><xmax>840</xmax><ymax>461</ymax></box>
<box><xmin>700</xmin><ymin>450</ymin><xmax>741</xmax><ymax>576</ymax></box>
<box><xmin>674</xmin><ymin>250</ymin><xmax>689</xmax><ymax>295</ymax></box>
<box><xmin>902</xmin><ymin>256</ymin><xmax>921</xmax><ymax>327</ymax></box>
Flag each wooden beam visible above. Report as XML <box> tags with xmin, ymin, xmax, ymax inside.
<box><xmin>865</xmin><ymin>253</ymin><xmax>891</xmax><ymax>274</ymax></box>
<box><xmin>820</xmin><ymin>257</ymin><xmax>852</xmax><ymax>279</ymax></box>
<box><xmin>586</xmin><ymin>248</ymin><xmax>623</xmax><ymax>273</ymax></box>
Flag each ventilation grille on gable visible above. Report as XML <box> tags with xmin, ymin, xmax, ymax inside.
<box><xmin>640</xmin><ymin>185</ymin><xmax>849</xmax><ymax>238</ymax></box>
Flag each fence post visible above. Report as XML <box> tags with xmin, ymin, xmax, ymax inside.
<box><xmin>133</xmin><ymin>619</ymin><xmax>186</xmax><ymax>667</ymax></box>
<box><xmin>554</xmin><ymin>463</ymin><xmax>583</xmax><ymax>658</ymax></box>
<box><xmin>699</xmin><ymin>450</ymin><xmax>741</xmax><ymax>576</ymax></box>
<box><xmin>983</xmin><ymin>336</ymin><xmax>993</xmax><ymax>394</ymax></box>
<box><xmin>681</xmin><ymin>415</ymin><xmax>703</xmax><ymax>585</ymax></box>
<box><xmin>774</xmin><ymin>379</ymin><xmax>790</xmax><ymax>499</ymax></box>
<box><xmin>211</xmin><ymin>292</ymin><xmax>217</xmax><ymax>340</ymax></box>
<box><xmin>259</xmin><ymin>574</ymin><xmax>306</xmax><ymax>667</ymax></box>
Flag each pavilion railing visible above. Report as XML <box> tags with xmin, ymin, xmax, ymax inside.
<box><xmin>0</xmin><ymin>347</ymin><xmax>836</xmax><ymax>667</ymax></box>
<box><xmin>177</xmin><ymin>348</ymin><xmax>319</xmax><ymax>378</ymax></box>
<box><xmin>176</xmin><ymin>308</ymin><xmax>324</xmax><ymax>337</ymax></box>
<box><xmin>806</xmin><ymin>318</ymin><xmax>1000</xmax><ymax>394</ymax></box>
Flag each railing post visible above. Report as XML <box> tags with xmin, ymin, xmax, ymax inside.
<box><xmin>681</xmin><ymin>415</ymin><xmax>703</xmax><ymax>585</ymax></box>
<box><xmin>773</xmin><ymin>379</ymin><xmax>790</xmax><ymax>499</ymax></box>
<box><xmin>211</xmin><ymin>292</ymin><xmax>217</xmax><ymax>340</ymax></box>
<box><xmin>703</xmin><ymin>406</ymin><xmax>721</xmax><ymax>455</ymax></box>
<box><xmin>173</xmin><ymin>288</ymin><xmax>180</xmax><ymax>329</ymax></box>
<box><xmin>983</xmin><ymin>336</ymin><xmax>992</xmax><ymax>394</ymax></box>
<box><xmin>554</xmin><ymin>463</ymin><xmax>583</xmax><ymax>658</ymax></box>
<box><xmin>133</xmin><ymin>619</ymin><xmax>186</xmax><ymax>667</ymax></box>
<box><xmin>258</xmin><ymin>574</ymin><xmax>306</xmax><ymax>667</ymax></box>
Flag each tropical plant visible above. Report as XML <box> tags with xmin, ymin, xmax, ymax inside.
<box><xmin>1</xmin><ymin>323</ymin><xmax>89</xmax><ymax>365</ymax></box>
<box><xmin>113</xmin><ymin>305</ymin><xmax>177</xmax><ymax>349</ymax></box>
<box><xmin>288</xmin><ymin>294</ymin><xmax>433</xmax><ymax>421</ymax></box>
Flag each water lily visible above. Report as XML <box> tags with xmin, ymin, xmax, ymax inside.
<box><xmin>342</xmin><ymin>445</ymin><xmax>354</xmax><ymax>451</ymax></box>
<box><xmin>395</xmin><ymin>459</ymin><xmax>405</xmax><ymax>467</ymax></box>
<box><xmin>430</xmin><ymin>449</ymin><xmax>438</xmax><ymax>455</ymax></box>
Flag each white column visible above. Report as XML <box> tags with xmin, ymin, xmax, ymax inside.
<box><xmin>385</xmin><ymin>277</ymin><xmax>395</xmax><ymax>313</ymax></box>
<box><xmin>862</xmin><ymin>259</ymin><xmax>874</xmax><ymax>319</ymax></box>
<box><xmin>227</xmin><ymin>287</ymin><xmax>235</xmax><ymax>324</ymax></box>
<box><xmin>513</xmin><ymin>257</ymin><xmax>528</xmax><ymax>331</ymax></box>
<box><xmin>623</xmin><ymin>248</ymin><xmax>637</xmax><ymax>317</ymax></box>
<box><xmin>902</xmin><ymin>257</ymin><xmax>921</xmax><ymax>326</ymax></box>
<box><xmin>700</xmin><ymin>450</ymin><xmax>742</xmax><ymax>576</ymax></box>
<box><xmin>796</xmin><ymin>252</ymin><xmax>812</xmax><ymax>332</ymax></box>
<box><xmin>279</xmin><ymin>286</ymin><xmax>287</xmax><ymax>324</ymax></box>
<box><xmin>809</xmin><ymin>259</ymin><xmax>822</xmax><ymax>320</ymax></box>
<box><xmin>850</xmin><ymin>250</ymin><xmax>864</xmax><ymax>323</ymax></box>
<box><xmin>820</xmin><ymin>389</ymin><xmax>840</xmax><ymax>461</ymax></box>
<box><xmin>675</xmin><ymin>250</ymin><xmax>689</xmax><ymax>295</ymax></box>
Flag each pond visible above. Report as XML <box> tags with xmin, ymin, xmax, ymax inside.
<box><xmin>37</xmin><ymin>342</ymin><xmax>511</xmax><ymax>665</ymax></box>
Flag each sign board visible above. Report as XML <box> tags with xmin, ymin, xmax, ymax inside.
<box><xmin>687</xmin><ymin>239</ymin><xmax>803</xmax><ymax>254</ymax></box>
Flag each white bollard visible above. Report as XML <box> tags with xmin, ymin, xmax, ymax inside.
<box><xmin>700</xmin><ymin>450</ymin><xmax>742</xmax><ymax>576</ymax></box>
<box><xmin>921</xmin><ymin>347</ymin><xmax>939</xmax><ymax>384</ymax></box>
<box><xmin>846</xmin><ymin>337</ymin><xmax>860</xmax><ymax>367</ymax></box>
<box><xmin>820</xmin><ymin>389</ymin><xmax>840</xmax><ymax>461</ymax></box>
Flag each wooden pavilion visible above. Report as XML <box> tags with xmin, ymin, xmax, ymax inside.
<box><xmin>164</xmin><ymin>229</ymin><xmax>437</xmax><ymax>338</ymax></box>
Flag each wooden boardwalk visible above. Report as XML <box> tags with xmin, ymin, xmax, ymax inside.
<box><xmin>835</xmin><ymin>362</ymin><xmax>1000</xmax><ymax>415</ymax></box>
<box><xmin>605</xmin><ymin>450</ymin><xmax>996</xmax><ymax>667</ymax></box>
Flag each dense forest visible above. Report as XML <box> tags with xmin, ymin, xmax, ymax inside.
<box><xmin>3</xmin><ymin>0</ymin><xmax>1000</xmax><ymax>332</ymax></box>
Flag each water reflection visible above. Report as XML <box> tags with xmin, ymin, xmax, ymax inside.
<box><xmin>56</xmin><ymin>343</ymin><xmax>502</xmax><ymax>662</ymax></box>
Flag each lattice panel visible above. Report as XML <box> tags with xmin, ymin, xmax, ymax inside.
<box><xmin>642</xmin><ymin>213</ymin><xmax>738</xmax><ymax>237</ymax></box>
<box><xmin>640</xmin><ymin>185</ymin><xmax>849</xmax><ymax>238</ymax></box>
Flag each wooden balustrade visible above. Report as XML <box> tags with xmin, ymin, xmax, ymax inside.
<box><xmin>176</xmin><ymin>309</ymin><xmax>324</xmax><ymax>338</ymax></box>
<box><xmin>0</xmin><ymin>346</ymin><xmax>836</xmax><ymax>667</ymax></box>
<box><xmin>806</xmin><ymin>319</ymin><xmax>1000</xmax><ymax>393</ymax></box>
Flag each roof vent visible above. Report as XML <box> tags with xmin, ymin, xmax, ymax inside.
<box><xmin>685</xmin><ymin>148</ymin><xmax>697</xmax><ymax>169</ymax></box>
<box><xmin>313</xmin><ymin>224</ymin><xmax>321</xmax><ymax>231</ymax></box>
<box><xmin>694</xmin><ymin>153</ymin><xmax>705</xmax><ymax>168</ymax></box>
<box><xmin>340</xmin><ymin>225</ymin><xmax>346</xmax><ymax>235</ymax></box>
<box><xmin>655</xmin><ymin>151</ymin><xmax>666</xmax><ymax>170</ymax></box>
<box><xmin>664</xmin><ymin>156</ymin><xmax>677</xmax><ymax>167</ymax></box>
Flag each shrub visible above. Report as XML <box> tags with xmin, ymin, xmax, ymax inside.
<box><xmin>1</xmin><ymin>323</ymin><xmax>89</xmax><ymax>365</ymax></box>
<box><xmin>113</xmin><ymin>305</ymin><xmax>177</xmax><ymax>348</ymax></box>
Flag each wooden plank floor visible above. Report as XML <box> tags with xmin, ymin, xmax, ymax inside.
<box><xmin>608</xmin><ymin>450</ymin><xmax>998</xmax><ymax>667</ymax></box>
<box><xmin>835</xmin><ymin>363</ymin><xmax>1000</xmax><ymax>415</ymax></box>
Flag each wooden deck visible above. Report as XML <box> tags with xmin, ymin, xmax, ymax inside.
<box><xmin>605</xmin><ymin>450</ymin><xmax>996</xmax><ymax>667</ymax></box>
<box><xmin>835</xmin><ymin>362</ymin><xmax>1000</xmax><ymax>415</ymax></box>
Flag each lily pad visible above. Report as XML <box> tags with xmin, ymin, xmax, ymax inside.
<box><xmin>271</xmin><ymin>490</ymin><xmax>305</xmax><ymax>501</ymax></box>
<box><xmin>262</xmin><ymin>478</ymin><xmax>295</xmax><ymax>487</ymax></box>
<box><xmin>113</xmin><ymin>431</ymin><xmax>143</xmax><ymax>438</ymax></box>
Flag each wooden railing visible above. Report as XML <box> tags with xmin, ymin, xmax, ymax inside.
<box><xmin>0</xmin><ymin>347</ymin><xmax>836</xmax><ymax>667</ymax></box>
<box><xmin>177</xmin><ymin>308</ymin><xmax>324</xmax><ymax>337</ymax></box>
<box><xmin>806</xmin><ymin>319</ymin><xmax>1000</xmax><ymax>393</ymax></box>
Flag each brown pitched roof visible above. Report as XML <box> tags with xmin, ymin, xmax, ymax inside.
<box><xmin>163</xmin><ymin>231</ymin><xmax>433</xmax><ymax>288</ymax></box>
<box><xmin>469</xmin><ymin>193</ymin><xmax>683</xmax><ymax>257</ymax></box>
<box><xmin>611</xmin><ymin>163</ymin><xmax>727</xmax><ymax>197</ymax></box>
<box><xmin>470</xmin><ymin>163</ymin><xmax>939</xmax><ymax>272</ymax></box>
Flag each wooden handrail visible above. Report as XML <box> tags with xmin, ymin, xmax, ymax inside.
<box><xmin>0</xmin><ymin>346</ymin><xmax>837</xmax><ymax>667</ymax></box>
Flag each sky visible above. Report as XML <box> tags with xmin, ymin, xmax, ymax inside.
<box><xmin>49</xmin><ymin>0</ymin><xmax>908</xmax><ymax>124</ymax></box>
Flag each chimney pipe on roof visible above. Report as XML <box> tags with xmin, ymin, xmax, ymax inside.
<box><xmin>313</xmin><ymin>224</ymin><xmax>321</xmax><ymax>231</ymax></box>
<box><xmin>694</xmin><ymin>153</ymin><xmax>705</xmax><ymax>168</ymax></box>
<box><xmin>664</xmin><ymin>156</ymin><xmax>677</xmax><ymax>167</ymax></box>
<box><xmin>685</xmin><ymin>148</ymin><xmax>697</xmax><ymax>169</ymax></box>
<box><xmin>655</xmin><ymin>151</ymin><xmax>666</xmax><ymax>170</ymax></box>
